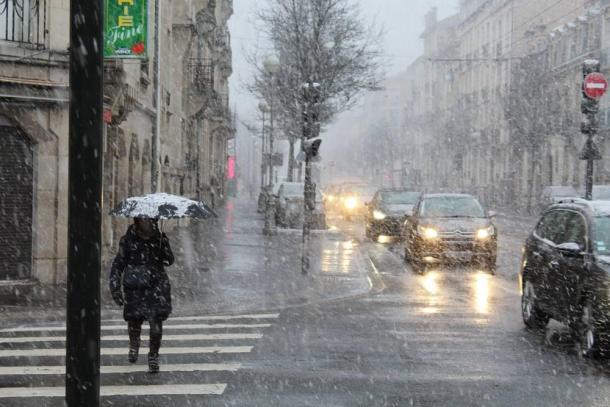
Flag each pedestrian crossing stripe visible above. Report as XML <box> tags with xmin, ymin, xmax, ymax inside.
<box><xmin>0</xmin><ymin>322</ymin><xmax>272</xmax><ymax>333</ymax></box>
<box><xmin>0</xmin><ymin>384</ymin><xmax>228</xmax><ymax>398</ymax></box>
<box><xmin>0</xmin><ymin>363</ymin><xmax>242</xmax><ymax>376</ymax></box>
<box><xmin>100</xmin><ymin>312</ymin><xmax>279</xmax><ymax>324</ymax></box>
<box><xmin>0</xmin><ymin>312</ymin><xmax>278</xmax><ymax>401</ymax></box>
<box><xmin>0</xmin><ymin>346</ymin><xmax>253</xmax><ymax>358</ymax></box>
<box><xmin>0</xmin><ymin>332</ymin><xmax>263</xmax><ymax>344</ymax></box>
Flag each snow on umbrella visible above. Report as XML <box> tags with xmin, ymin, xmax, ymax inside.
<box><xmin>110</xmin><ymin>193</ymin><xmax>217</xmax><ymax>220</ymax></box>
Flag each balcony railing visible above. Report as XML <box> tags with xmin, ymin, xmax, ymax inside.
<box><xmin>188</xmin><ymin>59</ymin><xmax>215</xmax><ymax>94</ymax></box>
<box><xmin>0</xmin><ymin>0</ymin><xmax>47</xmax><ymax>48</ymax></box>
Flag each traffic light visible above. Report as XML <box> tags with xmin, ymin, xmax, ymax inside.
<box><xmin>303</xmin><ymin>137</ymin><xmax>322</xmax><ymax>159</ymax></box>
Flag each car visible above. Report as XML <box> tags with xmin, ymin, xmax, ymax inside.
<box><xmin>365</xmin><ymin>189</ymin><xmax>421</xmax><ymax>240</ymax></box>
<box><xmin>337</xmin><ymin>183</ymin><xmax>375</xmax><ymax>220</ymax></box>
<box><xmin>403</xmin><ymin>193</ymin><xmax>497</xmax><ymax>274</ymax></box>
<box><xmin>593</xmin><ymin>185</ymin><xmax>610</xmax><ymax>200</ymax></box>
<box><xmin>275</xmin><ymin>182</ymin><xmax>326</xmax><ymax>229</ymax></box>
<box><xmin>520</xmin><ymin>198</ymin><xmax>610</xmax><ymax>357</ymax></box>
<box><xmin>539</xmin><ymin>186</ymin><xmax>579</xmax><ymax>213</ymax></box>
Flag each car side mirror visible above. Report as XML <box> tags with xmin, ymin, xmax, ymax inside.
<box><xmin>557</xmin><ymin>242</ymin><xmax>583</xmax><ymax>256</ymax></box>
<box><xmin>488</xmin><ymin>210</ymin><xmax>497</xmax><ymax>218</ymax></box>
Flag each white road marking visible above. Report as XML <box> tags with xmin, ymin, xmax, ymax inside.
<box><xmin>0</xmin><ymin>346</ymin><xmax>253</xmax><ymax>358</ymax></box>
<box><xmin>101</xmin><ymin>313</ymin><xmax>279</xmax><ymax>324</ymax></box>
<box><xmin>0</xmin><ymin>323</ymin><xmax>271</xmax><ymax>333</ymax></box>
<box><xmin>0</xmin><ymin>363</ymin><xmax>242</xmax><ymax>376</ymax></box>
<box><xmin>0</xmin><ymin>333</ymin><xmax>263</xmax><ymax>344</ymax></box>
<box><xmin>0</xmin><ymin>384</ymin><xmax>227</xmax><ymax>398</ymax></box>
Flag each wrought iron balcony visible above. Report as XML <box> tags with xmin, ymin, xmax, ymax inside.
<box><xmin>0</xmin><ymin>0</ymin><xmax>47</xmax><ymax>48</ymax></box>
<box><xmin>188</xmin><ymin>59</ymin><xmax>215</xmax><ymax>94</ymax></box>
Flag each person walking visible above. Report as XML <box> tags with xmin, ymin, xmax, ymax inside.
<box><xmin>109</xmin><ymin>217</ymin><xmax>174</xmax><ymax>373</ymax></box>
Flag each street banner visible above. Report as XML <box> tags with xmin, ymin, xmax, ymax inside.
<box><xmin>104</xmin><ymin>0</ymin><xmax>148</xmax><ymax>58</ymax></box>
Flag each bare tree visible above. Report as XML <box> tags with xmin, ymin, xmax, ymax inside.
<box><xmin>249</xmin><ymin>0</ymin><xmax>383</xmax><ymax>271</ymax></box>
<box><xmin>248</xmin><ymin>0</ymin><xmax>383</xmax><ymax>176</ymax></box>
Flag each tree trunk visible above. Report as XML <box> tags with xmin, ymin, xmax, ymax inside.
<box><xmin>287</xmin><ymin>138</ymin><xmax>295</xmax><ymax>182</ymax></box>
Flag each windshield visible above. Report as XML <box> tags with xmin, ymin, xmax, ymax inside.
<box><xmin>380</xmin><ymin>191</ymin><xmax>420</xmax><ymax>205</ymax></box>
<box><xmin>547</xmin><ymin>187</ymin><xmax>577</xmax><ymax>197</ymax></box>
<box><xmin>593</xmin><ymin>187</ymin><xmax>610</xmax><ymax>200</ymax></box>
<box><xmin>421</xmin><ymin>196</ymin><xmax>486</xmax><ymax>218</ymax></box>
<box><xmin>281</xmin><ymin>184</ymin><xmax>322</xmax><ymax>200</ymax></box>
<box><xmin>594</xmin><ymin>217</ymin><xmax>610</xmax><ymax>255</ymax></box>
<box><xmin>281</xmin><ymin>184</ymin><xmax>304</xmax><ymax>197</ymax></box>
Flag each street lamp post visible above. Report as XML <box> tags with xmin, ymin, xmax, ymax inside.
<box><xmin>66</xmin><ymin>0</ymin><xmax>103</xmax><ymax>405</ymax></box>
<box><xmin>262</xmin><ymin>56</ymin><xmax>280</xmax><ymax>236</ymax></box>
<box><xmin>257</xmin><ymin>103</ymin><xmax>268</xmax><ymax>214</ymax></box>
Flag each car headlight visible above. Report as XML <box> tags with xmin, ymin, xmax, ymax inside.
<box><xmin>476</xmin><ymin>225</ymin><xmax>495</xmax><ymax>240</ymax></box>
<box><xmin>373</xmin><ymin>210</ymin><xmax>387</xmax><ymax>220</ymax></box>
<box><xmin>326</xmin><ymin>195</ymin><xmax>335</xmax><ymax>202</ymax></box>
<box><xmin>418</xmin><ymin>226</ymin><xmax>439</xmax><ymax>240</ymax></box>
<box><xmin>345</xmin><ymin>197</ymin><xmax>358</xmax><ymax>210</ymax></box>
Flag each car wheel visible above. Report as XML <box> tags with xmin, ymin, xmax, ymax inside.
<box><xmin>521</xmin><ymin>279</ymin><xmax>549</xmax><ymax>330</ymax></box>
<box><xmin>410</xmin><ymin>253</ymin><xmax>425</xmax><ymax>275</ymax></box>
<box><xmin>485</xmin><ymin>255</ymin><xmax>497</xmax><ymax>275</ymax></box>
<box><xmin>578</xmin><ymin>301</ymin><xmax>603</xmax><ymax>358</ymax></box>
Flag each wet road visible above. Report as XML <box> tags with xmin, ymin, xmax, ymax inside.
<box><xmin>218</xmin><ymin>214</ymin><xmax>610</xmax><ymax>406</ymax></box>
<box><xmin>2</xmin><ymin>209</ymin><xmax>610</xmax><ymax>405</ymax></box>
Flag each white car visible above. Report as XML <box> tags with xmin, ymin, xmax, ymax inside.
<box><xmin>275</xmin><ymin>182</ymin><xmax>326</xmax><ymax>229</ymax></box>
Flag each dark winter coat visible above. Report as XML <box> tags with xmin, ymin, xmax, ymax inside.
<box><xmin>109</xmin><ymin>225</ymin><xmax>174</xmax><ymax>321</ymax></box>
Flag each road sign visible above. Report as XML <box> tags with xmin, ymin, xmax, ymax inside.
<box><xmin>584</xmin><ymin>73</ymin><xmax>608</xmax><ymax>100</ymax></box>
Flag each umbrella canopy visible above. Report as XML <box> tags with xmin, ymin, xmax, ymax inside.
<box><xmin>110</xmin><ymin>193</ymin><xmax>217</xmax><ymax>220</ymax></box>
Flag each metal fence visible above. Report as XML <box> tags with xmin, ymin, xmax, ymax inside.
<box><xmin>0</xmin><ymin>0</ymin><xmax>47</xmax><ymax>48</ymax></box>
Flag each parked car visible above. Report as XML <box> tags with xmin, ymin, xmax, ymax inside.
<box><xmin>275</xmin><ymin>182</ymin><xmax>326</xmax><ymax>229</ymax></box>
<box><xmin>403</xmin><ymin>193</ymin><xmax>497</xmax><ymax>274</ymax></box>
<box><xmin>365</xmin><ymin>189</ymin><xmax>421</xmax><ymax>240</ymax></box>
<box><xmin>592</xmin><ymin>185</ymin><xmax>610</xmax><ymax>200</ymax></box>
<box><xmin>520</xmin><ymin>198</ymin><xmax>610</xmax><ymax>357</ymax></box>
<box><xmin>539</xmin><ymin>186</ymin><xmax>579</xmax><ymax>212</ymax></box>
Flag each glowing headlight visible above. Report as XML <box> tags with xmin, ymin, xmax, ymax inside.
<box><xmin>373</xmin><ymin>210</ymin><xmax>387</xmax><ymax>220</ymax></box>
<box><xmin>345</xmin><ymin>197</ymin><xmax>358</xmax><ymax>210</ymax></box>
<box><xmin>326</xmin><ymin>195</ymin><xmax>335</xmax><ymax>202</ymax></box>
<box><xmin>418</xmin><ymin>226</ymin><xmax>439</xmax><ymax>240</ymax></box>
<box><xmin>476</xmin><ymin>226</ymin><xmax>495</xmax><ymax>240</ymax></box>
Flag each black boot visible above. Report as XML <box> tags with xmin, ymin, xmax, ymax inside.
<box><xmin>127</xmin><ymin>321</ymin><xmax>142</xmax><ymax>364</ymax></box>
<box><xmin>148</xmin><ymin>352</ymin><xmax>159</xmax><ymax>373</ymax></box>
<box><xmin>128</xmin><ymin>346</ymin><xmax>139</xmax><ymax>364</ymax></box>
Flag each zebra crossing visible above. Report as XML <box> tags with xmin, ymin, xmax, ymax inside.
<box><xmin>0</xmin><ymin>312</ymin><xmax>279</xmax><ymax>403</ymax></box>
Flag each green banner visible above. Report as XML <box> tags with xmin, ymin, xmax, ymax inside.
<box><xmin>104</xmin><ymin>0</ymin><xmax>148</xmax><ymax>59</ymax></box>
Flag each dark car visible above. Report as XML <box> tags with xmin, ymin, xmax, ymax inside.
<box><xmin>403</xmin><ymin>193</ymin><xmax>497</xmax><ymax>274</ymax></box>
<box><xmin>520</xmin><ymin>199</ymin><xmax>610</xmax><ymax>357</ymax></box>
<box><xmin>365</xmin><ymin>189</ymin><xmax>421</xmax><ymax>240</ymax></box>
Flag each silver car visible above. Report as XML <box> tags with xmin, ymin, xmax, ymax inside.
<box><xmin>275</xmin><ymin>182</ymin><xmax>326</xmax><ymax>229</ymax></box>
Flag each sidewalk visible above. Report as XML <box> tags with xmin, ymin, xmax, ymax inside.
<box><xmin>169</xmin><ymin>197</ymin><xmax>376</xmax><ymax>316</ymax></box>
<box><xmin>1</xmin><ymin>197</ymin><xmax>377</xmax><ymax>325</ymax></box>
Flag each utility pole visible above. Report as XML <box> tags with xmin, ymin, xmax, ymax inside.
<box><xmin>580</xmin><ymin>60</ymin><xmax>606</xmax><ymax>200</ymax></box>
<box><xmin>66</xmin><ymin>0</ymin><xmax>103</xmax><ymax>405</ymax></box>
<box><xmin>151</xmin><ymin>0</ymin><xmax>162</xmax><ymax>192</ymax></box>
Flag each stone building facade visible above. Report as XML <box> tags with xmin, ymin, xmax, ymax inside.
<box><xmin>0</xmin><ymin>0</ymin><xmax>233</xmax><ymax>290</ymax></box>
<box><xmin>350</xmin><ymin>0</ymin><xmax>610</xmax><ymax>214</ymax></box>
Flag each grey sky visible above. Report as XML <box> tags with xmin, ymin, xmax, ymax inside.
<box><xmin>228</xmin><ymin>0</ymin><xmax>459</xmax><ymax>122</ymax></box>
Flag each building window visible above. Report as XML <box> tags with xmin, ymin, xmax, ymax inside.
<box><xmin>0</xmin><ymin>0</ymin><xmax>47</xmax><ymax>48</ymax></box>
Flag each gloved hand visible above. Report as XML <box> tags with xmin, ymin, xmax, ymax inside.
<box><xmin>112</xmin><ymin>291</ymin><xmax>124</xmax><ymax>307</ymax></box>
